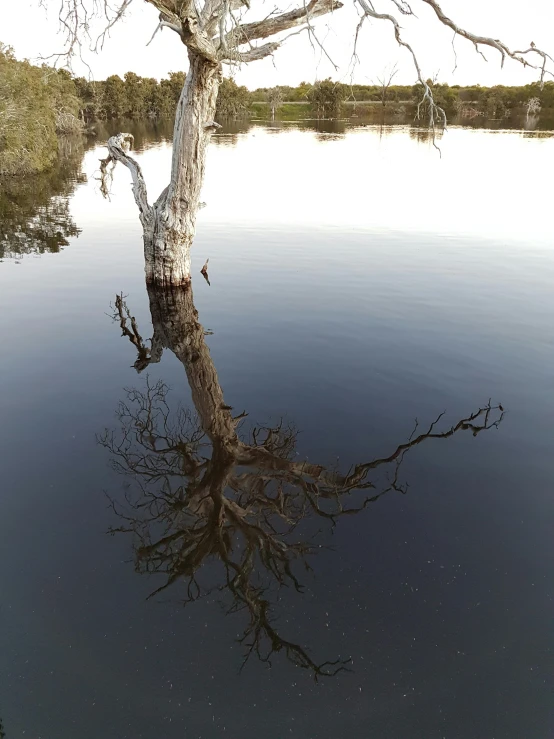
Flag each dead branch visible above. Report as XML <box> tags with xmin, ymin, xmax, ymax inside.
<box><xmin>224</xmin><ymin>0</ymin><xmax>341</xmax><ymax>47</ymax></box>
<box><xmin>98</xmin><ymin>153</ymin><xmax>116</xmax><ymax>198</ymax></box>
<box><xmin>354</xmin><ymin>0</ymin><xmax>446</xmax><ymax>129</ymax></box>
<box><xmin>351</xmin><ymin>0</ymin><xmax>553</xmax><ymax>135</ymax></box>
<box><xmin>200</xmin><ymin>258</ymin><xmax>210</xmax><ymax>285</ymax></box>
<box><xmin>376</xmin><ymin>62</ymin><xmax>399</xmax><ymax>108</ymax></box>
<box><xmin>112</xmin><ymin>293</ymin><xmax>152</xmax><ymax>370</ymax></box>
<box><xmin>38</xmin><ymin>0</ymin><xmax>134</xmax><ymax>67</ymax></box>
<box><xmin>41</xmin><ymin>0</ymin><xmax>552</xmax><ymax>143</ymax></box>
<box><xmin>102</xmin><ymin>133</ymin><xmax>152</xmax><ymax>225</ymax></box>
<box><xmin>421</xmin><ymin>0</ymin><xmax>554</xmax><ymax>86</ymax></box>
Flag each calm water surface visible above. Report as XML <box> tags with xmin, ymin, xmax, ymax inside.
<box><xmin>0</xmin><ymin>120</ymin><xmax>553</xmax><ymax>738</ymax></box>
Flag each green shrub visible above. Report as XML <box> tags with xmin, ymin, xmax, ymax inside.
<box><xmin>216</xmin><ymin>78</ymin><xmax>251</xmax><ymax>119</ymax></box>
<box><xmin>0</xmin><ymin>44</ymin><xmax>59</xmax><ymax>175</ymax></box>
<box><xmin>307</xmin><ymin>79</ymin><xmax>346</xmax><ymax>119</ymax></box>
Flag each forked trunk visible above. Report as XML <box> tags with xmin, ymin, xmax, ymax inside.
<box><xmin>144</xmin><ymin>52</ymin><xmax>221</xmax><ymax>287</ymax></box>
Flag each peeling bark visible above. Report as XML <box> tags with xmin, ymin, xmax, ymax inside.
<box><xmin>100</xmin><ymin>52</ymin><xmax>222</xmax><ymax>288</ymax></box>
<box><xmin>103</xmin><ymin>133</ymin><xmax>152</xmax><ymax>225</ymax></box>
<box><xmin>144</xmin><ymin>53</ymin><xmax>220</xmax><ymax>287</ymax></box>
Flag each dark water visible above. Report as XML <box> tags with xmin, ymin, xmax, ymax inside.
<box><xmin>0</xmin><ymin>119</ymin><xmax>553</xmax><ymax>739</ymax></box>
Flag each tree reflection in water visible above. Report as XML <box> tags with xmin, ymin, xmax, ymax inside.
<box><xmin>100</xmin><ymin>286</ymin><xmax>504</xmax><ymax>679</ymax></box>
<box><xmin>0</xmin><ymin>137</ymin><xmax>88</xmax><ymax>260</ymax></box>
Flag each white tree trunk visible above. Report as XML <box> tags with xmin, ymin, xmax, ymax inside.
<box><xmin>145</xmin><ymin>52</ymin><xmax>221</xmax><ymax>287</ymax></box>
<box><xmin>101</xmin><ymin>0</ymin><xmax>341</xmax><ymax>288</ymax></box>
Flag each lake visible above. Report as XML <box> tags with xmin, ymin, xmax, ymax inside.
<box><xmin>0</xmin><ymin>118</ymin><xmax>552</xmax><ymax>738</ymax></box>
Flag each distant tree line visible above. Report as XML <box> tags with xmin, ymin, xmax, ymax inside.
<box><xmin>2</xmin><ymin>38</ymin><xmax>554</xmax><ymax>176</ymax></box>
<box><xmin>74</xmin><ymin>73</ymin><xmax>554</xmax><ymax>122</ymax></box>
<box><xmin>251</xmin><ymin>78</ymin><xmax>554</xmax><ymax>119</ymax></box>
<box><xmin>75</xmin><ymin>71</ymin><xmax>186</xmax><ymax>122</ymax></box>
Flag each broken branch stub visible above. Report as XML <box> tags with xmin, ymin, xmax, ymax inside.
<box><xmin>104</xmin><ymin>133</ymin><xmax>152</xmax><ymax>226</ymax></box>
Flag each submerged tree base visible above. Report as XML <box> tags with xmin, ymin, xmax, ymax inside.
<box><xmin>143</xmin><ymin>234</ymin><xmax>192</xmax><ymax>288</ymax></box>
<box><xmin>145</xmin><ymin>274</ymin><xmax>192</xmax><ymax>287</ymax></box>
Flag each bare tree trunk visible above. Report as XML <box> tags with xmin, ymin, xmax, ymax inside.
<box><xmin>144</xmin><ymin>53</ymin><xmax>221</xmax><ymax>287</ymax></box>
<box><xmin>99</xmin><ymin>0</ymin><xmax>342</xmax><ymax>289</ymax></box>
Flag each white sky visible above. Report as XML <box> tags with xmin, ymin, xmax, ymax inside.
<box><xmin>0</xmin><ymin>0</ymin><xmax>552</xmax><ymax>89</ymax></box>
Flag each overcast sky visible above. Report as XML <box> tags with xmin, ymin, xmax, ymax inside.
<box><xmin>1</xmin><ymin>0</ymin><xmax>552</xmax><ymax>89</ymax></box>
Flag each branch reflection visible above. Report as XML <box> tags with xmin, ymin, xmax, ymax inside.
<box><xmin>101</xmin><ymin>286</ymin><xmax>504</xmax><ymax>679</ymax></box>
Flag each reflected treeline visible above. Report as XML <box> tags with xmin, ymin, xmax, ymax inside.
<box><xmin>211</xmin><ymin>119</ymin><xmax>252</xmax><ymax>147</ymax></box>
<box><xmin>209</xmin><ymin>113</ymin><xmax>554</xmax><ymax>148</ymax></box>
<box><xmin>408</xmin><ymin>118</ymin><xmax>553</xmax><ymax>141</ymax></box>
<box><xmin>0</xmin><ymin>136</ymin><xmax>90</xmax><ymax>260</ymax></box>
<box><xmin>211</xmin><ymin>118</ymin><xmax>350</xmax><ymax>146</ymax></box>
<box><xmin>521</xmin><ymin>129</ymin><xmax>554</xmax><ymax>139</ymax></box>
<box><xmin>452</xmin><ymin>109</ymin><xmax>554</xmax><ymax>134</ymax></box>
<box><xmin>90</xmin><ymin>118</ymin><xmax>176</xmax><ymax>153</ymax></box>
<box><xmin>309</xmin><ymin>119</ymin><xmax>347</xmax><ymax>141</ymax></box>
<box><xmin>408</xmin><ymin>125</ymin><xmax>446</xmax><ymax>144</ymax></box>
<box><xmin>100</xmin><ymin>285</ymin><xmax>504</xmax><ymax>678</ymax></box>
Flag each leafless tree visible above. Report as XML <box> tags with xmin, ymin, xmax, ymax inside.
<box><xmin>41</xmin><ymin>0</ymin><xmax>552</xmax><ymax>287</ymax></box>
<box><xmin>525</xmin><ymin>96</ymin><xmax>541</xmax><ymax>120</ymax></box>
<box><xmin>375</xmin><ymin>63</ymin><xmax>398</xmax><ymax>110</ymax></box>
<box><xmin>99</xmin><ymin>285</ymin><xmax>504</xmax><ymax>678</ymax></box>
<box><xmin>266</xmin><ymin>86</ymin><xmax>284</xmax><ymax>121</ymax></box>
